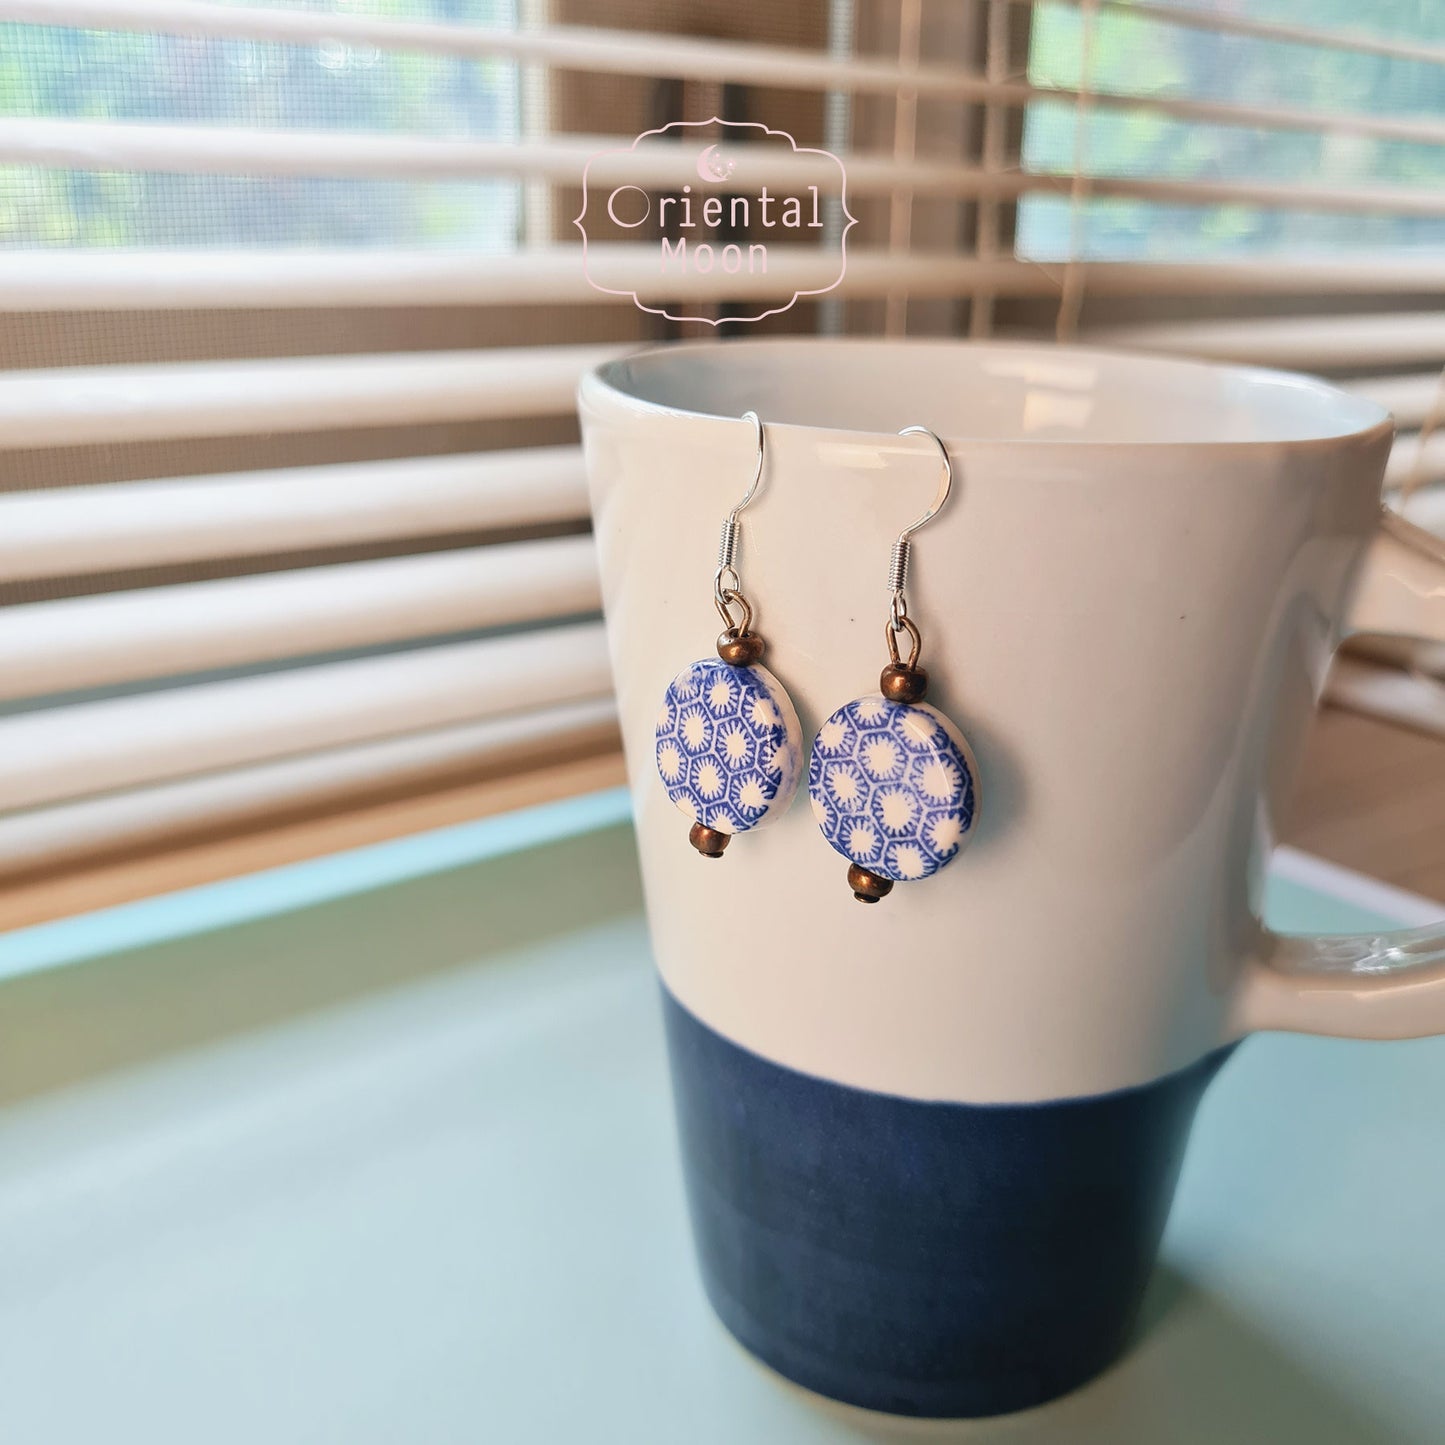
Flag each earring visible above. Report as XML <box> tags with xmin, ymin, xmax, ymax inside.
<box><xmin>655</xmin><ymin>412</ymin><xmax>803</xmax><ymax>858</ymax></box>
<box><xmin>809</xmin><ymin>426</ymin><xmax>980</xmax><ymax>902</ymax></box>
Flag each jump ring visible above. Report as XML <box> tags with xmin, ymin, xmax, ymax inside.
<box><xmin>885</xmin><ymin>614</ymin><xmax>922</xmax><ymax>670</ymax></box>
<box><xmin>713</xmin><ymin>564</ymin><xmax>742</xmax><ymax>612</ymax></box>
<box><xmin>715</xmin><ymin>586</ymin><xmax>754</xmax><ymax>637</ymax></box>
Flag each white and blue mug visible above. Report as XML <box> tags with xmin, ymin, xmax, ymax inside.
<box><xmin>579</xmin><ymin>340</ymin><xmax>1445</xmax><ymax>1418</ymax></box>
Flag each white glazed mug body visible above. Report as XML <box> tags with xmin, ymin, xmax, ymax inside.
<box><xmin>582</xmin><ymin>338</ymin><xmax>1405</xmax><ymax>1104</ymax></box>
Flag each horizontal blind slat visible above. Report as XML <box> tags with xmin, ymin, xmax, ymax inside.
<box><xmin>1385</xmin><ymin>432</ymin><xmax>1445</xmax><ymax>489</ymax></box>
<box><xmin>0</xmin><ymin>535</ymin><xmax>601</xmax><ymax>700</ymax></box>
<box><xmin>6</xmin><ymin>250</ymin><xmax>1445</xmax><ymax>313</ymax></box>
<box><xmin>1394</xmin><ymin>483</ymin><xmax>1445</xmax><ymax>534</ymax></box>
<box><xmin>1017</xmin><ymin>169</ymin><xmax>1445</xmax><ymax>220</ymax></box>
<box><xmin>0</xmin><ymin>619</ymin><xmax>611</xmax><ymax>811</ymax></box>
<box><xmin>1326</xmin><ymin>656</ymin><xmax>1445</xmax><ymax>738</ymax></box>
<box><xmin>0</xmin><ymin>447</ymin><xmax>588</xmax><ymax>580</ymax></box>
<box><xmin>1072</xmin><ymin>313</ymin><xmax>1445</xmax><ymax>369</ymax></box>
<box><xmin>0</xmin><ymin>118</ymin><xmax>974</xmax><ymax>195</ymax></box>
<box><xmin>0</xmin><ymin>248</ymin><xmax>1060</xmax><ymax>310</ymax></box>
<box><xmin>7</xmin><ymin>120</ymin><xmax>1445</xmax><ymax>211</ymax></box>
<box><xmin>1026</xmin><ymin>77</ymin><xmax>1445</xmax><ymax>150</ymax></box>
<box><xmin>1040</xmin><ymin>0</ymin><xmax>1445</xmax><ymax>68</ymax></box>
<box><xmin>0</xmin><ymin>345</ymin><xmax>623</xmax><ymax>450</ymax></box>
<box><xmin>1346</xmin><ymin>376</ymin><xmax>1444</xmax><ymax>431</ymax></box>
<box><xmin>0</xmin><ymin>698</ymin><xmax>620</xmax><ymax>877</ymax></box>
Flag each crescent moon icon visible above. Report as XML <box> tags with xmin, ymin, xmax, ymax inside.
<box><xmin>696</xmin><ymin>144</ymin><xmax>736</xmax><ymax>183</ymax></box>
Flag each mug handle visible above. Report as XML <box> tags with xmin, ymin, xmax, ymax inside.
<box><xmin>1232</xmin><ymin>508</ymin><xmax>1445</xmax><ymax>1039</ymax></box>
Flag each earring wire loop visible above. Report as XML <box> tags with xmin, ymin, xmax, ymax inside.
<box><xmin>729</xmin><ymin>410</ymin><xmax>766</xmax><ymax>521</ymax></box>
<box><xmin>713</xmin><ymin>411</ymin><xmax>767</xmax><ymax>632</ymax></box>
<box><xmin>895</xmin><ymin>425</ymin><xmax>953</xmax><ymax>542</ymax></box>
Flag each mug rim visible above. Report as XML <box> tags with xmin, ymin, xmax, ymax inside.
<box><xmin>583</xmin><ymin>336</ymin><xmax>1395</xmax><ymax>454</ymax></box>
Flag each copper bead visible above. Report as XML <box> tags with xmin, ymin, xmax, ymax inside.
<box><xmin>717</xmin><ymin>630</ymin><xmax>766</xmax><ymax>667</ymax></box>
<box><xmin>689</xmin><ymin>822</ymin><xmax>731</xmax><ymax>858</ymax></box>
<box><xmin>847</xmin><ymin>864</ymin><xmax>894</xmax><ymax>903</ymax></box>
<box><xmin>879</xmin><ymin>662</ymin><xmax>928</xmax><ymax>704</ymax></box>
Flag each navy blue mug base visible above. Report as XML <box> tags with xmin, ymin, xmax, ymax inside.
<box><xmin>662</xmin><ymin>987</ymin><xmax>1234</xmax><ymax>1419</ymax></box>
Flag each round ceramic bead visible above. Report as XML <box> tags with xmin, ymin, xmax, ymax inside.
<box><xmin>656</xmin><ymin>658</ymin><xmax>803</xmax><ymax>835</ymax></box>
<box><xmin>809</xmin><ymin>694</ymin><xmax>978</xmax><ymax>882</ymax></box>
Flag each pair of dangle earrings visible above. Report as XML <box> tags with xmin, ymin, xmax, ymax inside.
<box><xmin>654</xmin><ymin>413</ymin><xmax>980</xmax><ymax>902</ymax></box>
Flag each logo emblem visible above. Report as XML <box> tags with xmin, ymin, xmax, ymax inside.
<box><xmin>575</xmin><ymin>118</ymin><xmax>854</xmax><ymax>326</ymax></box>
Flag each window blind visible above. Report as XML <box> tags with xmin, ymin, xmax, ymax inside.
<box><xmin>0</xmin><ymin>0</ymin><xmax>1440</xmax><ymax>928</ymax></box>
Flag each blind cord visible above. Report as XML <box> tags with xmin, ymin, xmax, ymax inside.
<box><xmin>1055</xmin><ymin>0</ymin><xmax>1098</xmax><ymax>344</ymax></box>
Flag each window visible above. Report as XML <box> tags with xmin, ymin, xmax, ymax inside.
<box><xmin>1</xmin><ymin>2</ymin><xmax>523</xmax><ymax>248</ymax></box>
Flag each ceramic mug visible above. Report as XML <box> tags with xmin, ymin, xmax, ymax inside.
<box><xmin>578</xmin><ymin>339</ymin><xmax>1445</xmax><ymax>1418</ymax></box>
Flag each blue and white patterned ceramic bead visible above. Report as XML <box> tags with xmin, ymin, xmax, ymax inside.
<box><xmin>809</xmin><ymin>695</ymin><xmax>978</xmax><ymax>886</ymax></box>
<box><xmin>656</xmin><ymin>657</ymin><xmax>803</xmax><ymax>843</ymax></box>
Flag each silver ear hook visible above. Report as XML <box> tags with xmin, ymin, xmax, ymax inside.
<box><xmin>727</xmin><ymin>410</ymin><xmax>766</xmax><ymax>522</ymax></box>
<box><xmin>886</xmin><ymin>425</ymin><xmax>956</xmax><ymax>662</ymax></box>
<box><xmin>895</xmin><ymin>425</ymin><xmax>953</xmax><ymax>540</ymax></box>
<box><xmin>714</xmin><ymin>411</ymin><xmax>766</xmax><ymax>633</ymax></box>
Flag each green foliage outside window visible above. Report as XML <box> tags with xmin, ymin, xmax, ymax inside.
<box><xmin>0</xmin><ymin>0</ymin><xmax>520</xmax><ymax>249</ymax></box>
<box><xmin>1020</xmin><ymin>0</ymin><xmax>1445</xmax><ymax>259</ymax></box>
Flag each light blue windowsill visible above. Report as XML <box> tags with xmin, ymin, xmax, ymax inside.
<box><xmin>0</xmin><ymin>785</ymin><xmax>635</xmax><ymax>982</ymax></box>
